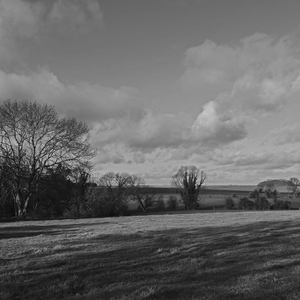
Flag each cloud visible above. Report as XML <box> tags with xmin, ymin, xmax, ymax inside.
<box><xmin>0</xmin><ymin>0</ymin><xmax>103</xmax><ymax>62</ymax></box>
<box><xmin>210</xmin><ymin>146</ymin><xmax>300</xmax><ymax>172</ymax></box>
<box><xmin>92</xmin><ymin>111</ymin><xmax>193</xmax><ymax>150</ymax></box>
<box><xmin>191</xmin><ymin>101</ymin><xmax>252</xmax><ymax>145</ymax></box>
<box><xmin>180</xmin><ymin>33</ymin><xmax>300</xmax><ymax>112</ymax></box>
<box><xmin>0</xmin><ymin>68</ymin><xmax>143</xmax><ymax>123</ymax></box>
<box><xmin>268</xmin><ymin>124</ymin><xmax>300</xmax><ymax>145</ymax></box>
<box><xmin>132</xmin><ymin>152</ymin><xmax>146</xmax><ymax>164</ymax></box>
<box><xmin>47</xmin><ymin>0</ymin><xmax>103</xmax><ymax>34</ymax></box>
<box><xmin>127</xmin><ymin>111</ymin><xmax>193</xmax><ymax>150</ymax></box>
<box><xmin>92</xmin><ymin>149</ymin><xmax>126</xmax><ymax>165</ymax></box>
<box><xmin>92</xmin><ymin>101</ymin><xmax>251</xmax><ymax>155</ymax></box>
<box><xmin>0</xmin><ymin>64</ymin><xmax>252</xmax><ymax>158</ymax></box>
<box><xmin>0</xmin><ymin>0</ymin><xmax>42</xmax><ymax>61</ymax></box>
<box><xmin>214</xmin><ymin>151</ymin><xmax>272</xmax><ymax>167</ymax></box>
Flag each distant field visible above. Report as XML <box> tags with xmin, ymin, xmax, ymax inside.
<box><xmin>128</xmin><ymin>185</ymin><xmax>299</xmax><ymax>210</ymax></box>
<box><xmin>2</xmin><ymin>212</ymin><xmax>300</xmax><ymax>299</ymax></box>
<box><xmin>203</xmin><ymin>185</ymin><xmax>256</xmax><ymax>191</ymax></box>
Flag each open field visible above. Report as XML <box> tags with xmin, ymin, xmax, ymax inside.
<box><xmin>2</xmin><ymin>212</ymin><xmax>300</xmax><ymax>299</ymax></box>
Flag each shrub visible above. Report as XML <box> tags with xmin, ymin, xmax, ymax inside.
<box><xmin>225</xmin><ymin>197</ymin><xmax>235</xmax><ymax>209</ymax></box>
<box><xmin>79</xmin><ymin>188</ymin><xmax>130</xmax><ymax>218</ymax></box>
<box><xmin>272</xmin><ymin>199</ymin><xmax>291</xmax><ymax>210</ymax></box>
<box><xmin>167</xmin><ymin>196</ymin><xmax>177</xmax><ymax>210</ymax></box>
<box><xmin>238</xmin><ymin>197</ymin><xmax>255</xmax><ymax>210</ymax></box>
<box><xmin>254</xmin><ymin>196</ymin><xmax>270</xmax><ymax>210</ymax></box>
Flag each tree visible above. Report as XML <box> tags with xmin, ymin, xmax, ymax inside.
<box><xmin>35</xmin><ymin>164</ymin><xmax>73</xmax><ymax>218</ymax></box>
<box><xmin>98</xmin><ymin>172</ymin><xmax>131</xmax><ymax>216</ymax></box>
<box><xmin>0</xmin><ymin>100</ymin><xmax>95</xmax><ymax>216</ymax></box>
<box><xmin>0</xmin><ymin>158</ymin><xmax>15</xmax><ymax>218</ymax></box>
<box><xmin>172</xmin><ymin>165</ymin><xmax>206</xmax><ymax>210</ymax></box>
<box><xmin>287</xmin><ymin>177</ymin><xmax>300</xmax><ymax>198</ymax></box>
<box><xmin>68</xmin><ymin>167</ymin><xmax>91</xmax><ymax>217</ymax></box>
<box><xmin>127</xmin><ymin>175</ymin><xmax>156</xmax><ymax>212</ymax></box>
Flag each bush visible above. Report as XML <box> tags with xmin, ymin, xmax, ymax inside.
<box><xmin>167</xmin><ymin>196</ymin><xmax>177</xmax><ymax>210</ymax></box>
<box><xmin>79</xmin><ymin>188</ymin><xmax>130</xmax><ymax>218</ymax></box>
<box><xmin>254</xmin><ymin>196</ymin><xmax>270</xmax><ymax>210</ymax></box>
<box><xmin>272</xmin><ymin>199</ymin><xmax>291</xmax><ymax>210</ymax></box>
<box><xmin>238</xmin><ymin>197</ymin><xmax>255</xmax><ymax>210</ymax></box>
<box><xmin>225</xmin><ymin>197</ymin><xmax>235</xmax><ymax>209</ymax></box>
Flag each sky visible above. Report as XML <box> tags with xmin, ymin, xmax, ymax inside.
<box><xmin>1</xmin><ymin>0</ymin><xmax>300</xmax><ymax>185</ymax></box>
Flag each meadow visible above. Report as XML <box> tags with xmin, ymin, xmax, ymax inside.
<box><xmin>2</xmin><ymin>211</ymin><xmax>300</xmax><ymax>299</ymax></box>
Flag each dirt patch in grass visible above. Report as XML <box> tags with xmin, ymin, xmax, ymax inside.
<box><xmin>1</xmin><ymin>211</ymin><xmax>300</xmax><ymax>299</ymax></box>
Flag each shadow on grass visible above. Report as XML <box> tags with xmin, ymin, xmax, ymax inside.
<box><xmin>0</xmin><ymin>222</ymin><xmax>110</xmax><ymax>239</ymax></box>
<box><xmin>2</xmin><ymin>220</ymin><xmax>300</xmax><ymax>299</ymax></box>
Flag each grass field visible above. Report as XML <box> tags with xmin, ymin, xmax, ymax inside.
<box><xmin>2</xmin><ymin>212</ymin><xmax>300</xmax><ymax>299</ymax></box>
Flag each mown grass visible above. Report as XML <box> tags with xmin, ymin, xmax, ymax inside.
<box><xmin>1</xmin><ymin>211</ymin><xmax>300</xmax><ymax>299</ymax></box>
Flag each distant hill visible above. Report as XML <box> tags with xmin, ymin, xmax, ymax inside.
<box><xmin>257</xmin><ymin>179</ymin><xmax>293</xmax><ymax>193</ymax></box>
<box><xmin>257</xmin><ymin>179</ymin><xmax>293</xmax><ymax>188</ymax></box>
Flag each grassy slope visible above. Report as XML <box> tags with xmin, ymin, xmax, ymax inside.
<box><xmin>1</xmin><ymin>212</ymin><xmax>300</xmax><ymax>299</ymax></box>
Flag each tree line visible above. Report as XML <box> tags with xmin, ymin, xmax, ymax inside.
<box><xmin>0</xmin><ymin>100</ymin><xmax>207</xmax><ymax>219</ymax></box>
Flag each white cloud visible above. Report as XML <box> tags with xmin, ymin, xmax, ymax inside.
<box><xmin>91</xmin><ymin>101</ymin><xmax>251</xmax><ymax>158</ymax></box>
<box><xmin>191</xmin><ymin>101</ymin><xmax>252</xmax><ymax>145</ymax></box>
<box><xmin>91</xmin><ymin>111</ymin><xmax>193</xmax><ymax>151</ymax></box>
<box><xmin>0</xmin><ymin>68</ymin><xmax>143</xmax><ymax>123</ymax></box>
<box><xmin>181</xmin><ymin>33</ymin><xmax>300</xmax><ymax>113</ymax></box>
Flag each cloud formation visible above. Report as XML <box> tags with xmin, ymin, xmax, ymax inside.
<box><xmin>0</xmin><ymin>68</ymin><xmax>143</xmax><ymax>122</ymax></box>
<box><xmin>268</xmin><ymin>124</ymin><xmax>300</xmax><ymax>145</ymax></box>
<box><xmin>181</xmin><ymin>33</ymin><xmax>300</xmax><ymax>112</ymax></box>
<box><xmin>47</xmin><ymin>0</ymin><xmax>103</xmax><ymax>34</ymax></box>
<box><xmin>191</xmin><ymin>101</ymin><xmax>252</xmax><ymax>145</ymax></box>
<box><xmin>0</xmin><ymin>0</ymin><xmax>103</xmax><ymax>62</ymax></box>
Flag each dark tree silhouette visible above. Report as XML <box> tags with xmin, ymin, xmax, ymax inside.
<box><xmin>172</xmin><ymin>165</ymin><xmax>206</xmax><ymax>210</ymax></box>
<box><xmin>0</xmin><ymin>100</ymin><xmax>95</xmax><ymax>216</ymax></box>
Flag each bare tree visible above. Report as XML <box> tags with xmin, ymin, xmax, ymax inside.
<box><xmin>98</xmin><ymin>172</ymin><xmax>131</xmax><ymax>215</ymax></box>
<box><xmin>127</xmin><ymin>175</ymin><xmax>156</xmax><ymax>212</ymax></box>
<box><xmin>0</xmin><ymin>100</ymin><xmax>95</xmax><ymax>216</ymax></box>
<box><xmin>172</xmin><ymin>165</ymin><xmax>206</xmax><ymax>210</ymax></box>
<box><xmin>288</xmin><ymin>177</ymin><xmax>300</xmax><ymax>198</ymax></box>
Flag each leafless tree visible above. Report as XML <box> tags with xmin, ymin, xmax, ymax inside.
<box><xmin>172</xmin><ymin>165</ymin><xmax>206</xmax><ymax>210</ymax></box>
<box><xmin>98</xmin><ymin>172</ymin><xmax>132</xmax><ymax>215</ymax></box>
<box><xmin>127</xmin><ymin>175</ymin><xmax>156</xmax><ymax>212</ymax></box>
<box><xmin>99</xmin><ymin>172</ymin><xmax>131</xmax><ymax>200</ymax></box>
<box><xmin>288</xmin><ymin>177</ymin><xmax>300</xmax><ymax>198</ymax></box>
<box><xmin>0</xmin><ymin>100</ymin><xmax>95</xmax><ymax>216</ymax></box>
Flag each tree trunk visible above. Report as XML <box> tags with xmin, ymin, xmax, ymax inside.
<box><xmin>22</xmin><ymin>194</ymin><xmax>31</xmax><ymax>216</ymax></box>
<box><xmin>138</xmin><ymin>199</ymin><xmax>147</xmax><ymax>212</ymax></box>
<box><xmin>14</xmin><ymin>192</ymin><xmax>22</xmax><ymax>216</ymax></box>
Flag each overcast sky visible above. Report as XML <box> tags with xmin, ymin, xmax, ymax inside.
<box><xmin>2</xmin><ymin>0</ymin><xmax>300</xmax><ymax>185</ymax></box>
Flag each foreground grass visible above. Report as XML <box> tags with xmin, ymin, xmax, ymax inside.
<box><xmin>1</xmin><ymin>211</ymin><xmax>300</xmax><ymax>299</ymax></box>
